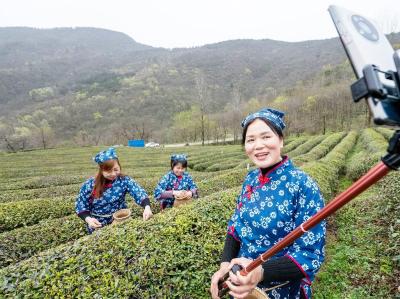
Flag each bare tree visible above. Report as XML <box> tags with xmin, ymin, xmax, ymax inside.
<box><xmin>0</xmin><ymin>122</ymin><xmax>17</xmax><ymax>152</ymax></box>
<box><xmin>74</xmin><ymin>130</ymin><xmax>90</xmax><ymax>146</ymax></box>
<box><xmin>36</xmin><ymin>120</ymin><xmax>54</xmax><ymax>149</ymax></box>
<box><xmin>195</xmin><ymin>70</ymin><xmax>210</xmax><ymax>146</ymax></box>
<box><xmin>228</xmin><ymin>83</ymin><xmax>244</xmax><ymax>143</ymax></box>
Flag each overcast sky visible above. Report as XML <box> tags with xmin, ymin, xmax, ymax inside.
<box><xmin>1</xmin><ymin>0</ymin><xmax>399</xmax><ymax>48</ymax></box>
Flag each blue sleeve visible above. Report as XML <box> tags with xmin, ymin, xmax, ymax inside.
<box><xmin>226</xmin><ymin>194</ymin><xmax>241</xmax><ymax>241</ymax></box>
<box><xmin>227</xmin><ymin>174</ymin><xmax>250</xmax><ymax>241</ymax></box>
<box><xmin>125</xmin><ymin>176</ymin><xmax>149</xmax><ymax>206</ymax></box>
<box><xmin>154</xmin><ymin>174</ymin><xmax>170</xmax><ymax>201</ymax></box>
<box><xmin>285</xmin><ymin>174</ymin><xmax>326</xmax><ymax>283</ymax></box>
<box><xmin>75</xmin><ymin>178</ymin><xmax>94</xmax><ymax>215</ymax></box>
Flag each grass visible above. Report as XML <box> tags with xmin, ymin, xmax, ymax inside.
<box><xmin>313</xmin><ymin>150</ymin><xmax>397</xmax><ymax>298</ymax></box>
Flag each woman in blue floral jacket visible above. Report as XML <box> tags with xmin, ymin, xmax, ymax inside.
<box><xmin>211</xmin><ymin>108</ymin><xmax>326</xmax><ymax>299</ymax></box>
<box><xmin>75</xmin><ymin>147</ymin><xmax>153</xmax><ymax>234</ymax></box>
<box><xmin>154</xmin><ymin>154</ymin><xmax>198</xmax><ymax>209</ymax></box>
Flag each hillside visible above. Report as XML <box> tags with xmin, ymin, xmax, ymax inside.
<box><xmin>0</xmin><ymin>27</ymin><xmax>399</xmax><ymax>150</ymax></box>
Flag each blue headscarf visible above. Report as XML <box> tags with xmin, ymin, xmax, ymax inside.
<box><xmin>171</xmin><ymin>154</ymin><xmax>187</xmax><ymax>162</ymax></box>
<box><xmin>241</xmin><ymin>108</ymin><xmax>286</xmax><ymax>131</ymax></box>
<box><xmin>93</xmin><ymin>147</ymin><xmax>118</xmax><ymax>164</ymax></box>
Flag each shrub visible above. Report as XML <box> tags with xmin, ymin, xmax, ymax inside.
<box><xmin>0</xmin><ymin>196</ymin><xmax>75</xmax><ymax>232</ymax></box>
<box><xmin>282</xmin><ymin>136</ymin><xmax>309</xmax><ymax>153</ymax></box>
<box><xmin>346</xmin><ymin>129</ymin><xmax>387</xmax><ymax>180</ymax></box>
<box><xmin>293</xmin><ymin>132</ymin><xmax>346</xmax><ymax>165</ymax></box>
<box><xmin>0</xmin><ymin>215</ymin><xmax>85</xmax><ymax>267</ymax></box>
<box><xmin>301</xmin><ymin>131</ymin><xmax>358</xmax><ymax>199</ymax></box>
<box><xmin>374</xmin><ymin>127</ymin><xmax>394</xmax><ymax>140</ymax></box>
<box><xmin>286</xmin><ymin>135</ymin><xmax>326</xmax><ymax>158</ymax></box>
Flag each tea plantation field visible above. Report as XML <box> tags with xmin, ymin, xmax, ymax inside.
<box><xmin>0</xmin><ymin>129</ymin><xmax>398</xmax><ymax>298</ymax></box>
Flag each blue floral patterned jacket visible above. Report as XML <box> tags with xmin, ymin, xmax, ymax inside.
<box><xmin>154</xmin><ymin>171</ymin><xmax>198</xmax><ymax>208</ymax></box>
<box><xmin>75</xmin><ymin>175</ymin><xmax>148</xmax><ymax>232</ymax></box>
<box><xmin>227</xmin><ymin>157</ymin><xmax>326</xmax><ymax>299</ymax></box>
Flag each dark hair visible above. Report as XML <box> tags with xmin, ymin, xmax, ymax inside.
<box><xmin>93</xmin><ymin>159</ymin><xmax>124</xmax><ymax>199</ymax></box>
<box><xmin>241</xmin><ymin>118</ymin><xmax>283</xmax><ymax>145</ymax></box>
<box><xmin>171</xmin><ymin>160</ymin><xmax>187</xmax><ymax>169</ymax></box>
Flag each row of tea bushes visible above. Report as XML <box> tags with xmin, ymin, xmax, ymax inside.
<box><xmin>342</xmin><ymin>130</ymin><xmax>399</xmax><ymax>290</ymax></box>
<box><xmin>373</xmin><ymin>127</ymin><xmax>394</xmax><ymax>141</ymax></box>
<box><xmin>346</xmin><ymin>128</ymin><xmax>387</xmax><ymax>180</ymax></box>
<box><xmin>301</xmin><ymin>131</ymin><xmax>358</xmax><ymax>199</ymax></box>
<box><xmin>281</xmin><ymin>136</ymin><xmax>295</xmax><ymax>147</ymax></box>
<box><xmin>0</xmin><ymin>177</ymin><xmax>27</xmax><ymax>184</ymax></box>
<box><xmin>191</xmin><ymin>152</ymin><xmax>245</xmax><ymax>171</ymax></box>
<box><xmin>205</xmin><ymin>158</ymin><xmax>246</xmax><ymax>172</ymax></box>
<box><xmin>282</xmin><ymin>135</ymin><xmax>309</xmax><ymax>153</ymax></box>
<box><xmin>286</xmin><ymin>135</ymin><xmax>326</xmax><ymax>158</ymax></box>
<box><xmin>292</xmin><ymin>132</ymin><xmax>346</xmax><ymax>165</ymax></box>
<box><xmin>0</xmin><ymin>175</ymin><xmax>88</xmax><ymax>192</ymax></box>
<box><xmin>0</xmin><ymin>215</ymin><xmax>86</xmax><ymax>268</ymax></box>
<box><xmin>359</xmin><ymin>128</ymin><xmax>388</xmax><ymax>153</ymax></box>
<box><xmin>0</xmin><ymin>183</ymin><xmax>81</xmax><ymax>204</ymax></box>
<box><xmin>0</xmin><ymin>196</ymin><xmax>75</xmax><ymax>232</ymax></box>
<box><xmin>188</xmin><ymin>148</ymin><xmax>242</xmax><ymax>165</ymax></box>
<box><xmin>196</xmin><ymin>169</ymin><xmax>247</xmax><ymax>196</ymax></box>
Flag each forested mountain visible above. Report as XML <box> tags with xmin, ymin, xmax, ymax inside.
<box><xmin>0</xmin><ymin>27</ymin><xmax>399</xmax><ymax>151</ymax></box>
<box><xmin>0</xmin><ymin>27</ymin><xmax>160</xmax><ymax>106</ymax></box>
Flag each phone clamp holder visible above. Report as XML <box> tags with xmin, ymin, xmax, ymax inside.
<box><xmin>351</xmin><ymin>50</ymin><xmax>400</xmax><ymax>104</ymax></box>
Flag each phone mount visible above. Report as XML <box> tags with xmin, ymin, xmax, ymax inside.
<box><xmin>351</xmin><ymin>50</ymin><xmax>400</xmax><ymax>126</ymax></box>
<box><xmin>349</xmin><ymin>50</ymin><xmax>400</xmax><ymax>169</ymax></box>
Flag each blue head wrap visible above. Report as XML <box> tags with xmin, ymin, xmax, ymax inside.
<box><xmin>171</xmin><ymin>154</ymin><xmax>187</xmax><ymax>162</ymax></box>
<box><xmin>93</xmin><ymin>147</ymin><xmax>118</xmax><ymax>164</ymax></box>
<box><xmin>241</xmin><ymin>108</ymin><xmax>286</xmax><ymax>132</ymax></box>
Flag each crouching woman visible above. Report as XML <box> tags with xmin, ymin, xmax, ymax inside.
<box><xmin>75</xmin><ymin>147</ymin><xmax>153</xmax><ymax>234</ymax></box>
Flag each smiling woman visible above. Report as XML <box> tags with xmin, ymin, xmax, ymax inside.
<box><xmin>75</xmin><ymin>147</ymin><xmax>153</xmax><ymax>234</ymax></box>
<box><xmin>243</xmin><ymin>118</ymin><xmax>283</xmax><ymax>169</ymax></box>
<box><xmin>153</xmin><ymin>153</ymin><xmax>199</xmax><ymax>210</ymax></box>
<box><xmin>210</xmin><ymin>108</ymin><xmax>326</xmax><ymax>299</ymax></box>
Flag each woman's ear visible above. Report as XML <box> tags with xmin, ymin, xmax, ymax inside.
<box><xmin>279</xmin><ymin>137</ymin><xmax>284</xmax><ymax>149</ymax></box>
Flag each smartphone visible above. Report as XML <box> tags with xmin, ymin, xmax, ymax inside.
<box><xmin>328</xmin><ymin>5</ymin><xmax>400</xmax><ymax>126</ymax></box>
